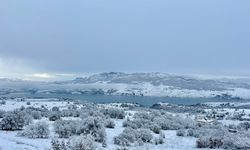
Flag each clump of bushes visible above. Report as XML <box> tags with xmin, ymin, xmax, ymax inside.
<box><xmin>54</xmin><ymin>116</ymin><xmax>107</xmax><ymax>145</ymax></box>
<box><xmin>51</xmin><ymin>135</ymin><xmax>96</xmax><ymax>150</ymax></box>
<box><xmin>114</xmin><ymin>127</ymin><xmax>153</xmax><ymax>147</ymax></box>
<box><xmin>197</xmin><ymin>137</ymin><xmax>223</xmax><ymax>148</ymax></box>
<box><xmin>69</xmin><ymin>135</ymin><xmax>96</xmax><ymax>150</ymax></box>
<box><xmin>123</xmin><ymin>111</ymin><xmax>195</xmax><ymax>134</ymax></box>
<box><xmin>54</xmin><ymin>120</ymin><xmax>78</xmax><ymax>138</ymax></box>
<box><xmin>19</xmin><ymin>121</ymin><xmax>49</xmax><ymax>138</ymax></box>
<box><xmin>102</xmin><ymin>108</ymin><xmax>125</xmax><ymax>119</ymax></box>
<box><xmin>0</xmin><ymin>110</ymin><xmax>32</xmax><ymax>130</ymax></box>
<box><xmin>60</xmin><ymin>109</ymin><xmax>80</xmax><ymax>117</ymax></box>
<box><xmin>185</xmin><ymin>123</ymin><xmax>250</xmax><ymax>149</ymax></box>
<box><xmin>77</xmin><ymin>116</ymin><xmax>106</xmax><ymax>144</ymax></box>
<box><xmin>237</xmin><ymin>122</ymin><xmax>250</xmax><ymax>131</ymax></box>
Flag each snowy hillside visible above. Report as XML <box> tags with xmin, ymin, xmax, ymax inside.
<box><xmin>1</xmin><ymin>72</ymin><xmax>250</xmax><ymax>99</ymax></box>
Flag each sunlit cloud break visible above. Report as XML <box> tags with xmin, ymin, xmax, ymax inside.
<box><xmin>31</xmin><ymin>73</ymin><xmax>54</xmax><ymax>79</ymax></box>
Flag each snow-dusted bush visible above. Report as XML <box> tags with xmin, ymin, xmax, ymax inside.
<box><xmin>54</xmin><ymin>120</ymin><xmax>78</xmax><ymax>138</ymax></box>
<box><xmin>54</xmin><ymin>115</ymin><xmax>107</xmax><ymax>143</ymax></box>
<box><xmin>133</xmin><ymin>111</ymin><xmax>154</xmax><ymax>120</ymax></box>
<box><xmin>22</xmin><ymin>106</ymin><xmax>49</xmax><ymax>118</ymax></box>
<box><xmin>0</xmin><ymin>110</ymin><xmax>28</xmax><ymax>130</ymax></box>
<box><xmin>23</xmin><ymin>113</ymin><xmax>33</xmax><ymax>125</ymax></box>
<box><xmin>124</xmin><ymin>110</ymin><xmax>195</xmax><ymax>134</ymax></box>
<box><xmin>80</xmin><ymin>107</ymin><xmax>105</xmax><ymax>119</ymax></box>
<box><xmin>187</xmin><ymin>124</ymin><xmax>225</xmax><ymax>138</ymax></box>
<box><xmin>114</xmin><ymin>135</ymin><xmax>131</xmax><ymax>147</ymax></box>
<box><xmin>49</xmin><ymin>112</ymin><xmax>61</xmax><ymax>121</ymax></box>
<box><xmin>20</xmin><ymin>121</ymin><xmax>49</xmax><ymax>138</ymax></box>
<box><xmin>105</xmin><ymin>119</ymin><xmax>115</xmax><ymax>128</ymax></box>
<box><xmin>77</xmin><ymin>116</ymin><xmax>106</xmax><ymax>144</ymax></box>
<box><xmin>52</xmin><ymin>106</ymin><xmax>60</xmax><ymax>111</ymax></box>
<box><xmin>61</xmin><ymin>109</ymin><xmax>80</xmax><ymax>117</ymax></box>
<box><xmin>154</xmin><ymin>115</ymin><xmax>195</xmax><ymax>130</ymax></box>
<box><xmin>222</xmin><ymin>133</ymin><xmax>250</xmax><ymax>149</ymax></box>
<box><xmin>122</xmin><ymin>119</ymin><xmax>138</xmax><ymax>129</ymax></box>
<box><xmin>69</xmin><ymin>135</ymin><xmax>96</xmax><ymax>150</ymax></box>
<box><xmin>114</xmin><ymin>127</ymin><xmax>140</xmax><ymax>146</ymax></box>
<box><xmin>51</xmin><ymin>139</ymin><xmax>68</xmax><ymax>150</ymax></box>
<box><xmin>102</xmin><ymin>108</ymin><xmax>125</xmax><ymax>119</ymax></box>
<box><xmin>154</xmin><ymin>135</ymin><xmax>164</xmax><ymax>145</ymax></box>
<box><xmin>136</xmin><ymin>129</ymin><xmax>153</xmax><ymax>143</ymax></box>
<box><xmin>176</xmin><ymin>129</ymin><xmax>186</xmax><ymax>136</ymax></box>
<box><xmin>30</xmin><ymin>111</ymin><xmax>42</xmax><ymax>120</ymax></box>
<box><xmin>159</xmin><ymin>131</ymin><xmax>165</xmax><ymax>139</ymax></box>
<box><xmin>228</xmin><ymin>124</ymin><xmax>237</xmax><ymax>130</ymax></box>
<box><xmin>122</xmin><ymin>118</ymin><xmax>149</xmax><ymax>129</ymax></box>
<box><xmin>123</xmin><ymin>117</ymin><xmax>161</xmax><ymax>134</ymax></box>
<box><xmin>192</xmin><ymin>123</ymin><xmax>250</xmax><ymax>149</ymax></box>
<box><xmin>187</xmin><ymin>129</ymin><xmax>194</xmax><ymax>136</ymax></box>
<box><xmin>130</xmin><ymin>111</ymin><xmax>196</xmax><ymax>132</ymax></box>
<box><xmin>0</xmin><ymin>110</ymin><xmax>5</xmax><ymax>118</ymax></box>
<box><xmin>51</xmin><ymin>135</ymin><xmax>96</xmax><ymax>150</ymax></box>
<box><xmin>197</xmin><ymin>137</ymin><xmax>223</xmax><ymax>148</ymax></box>
<box><xmin>231</xmin><ymin>113</ymin><xmax>243</xmax><ymax>120</ymax></box>
<box><xmin>26</xmin><ymin>101</ymin><xmax>31</xmax><ymax>105</ymax></box>
<box><xmin>0</xmin><ymin>100</ymin><xmax>6</xmax><ymax>105</ymax></box>
<box><xmin>151</xmin><ymin>124</ymin><xmax>161</xmax><ymax>134</ymax></box>
<box><xmin>114</xmin><ymin>128</ymin><xmax>136</xmax><ymax>146</ymax></box>
<box><xmin>114</xmin><ymin>127</ymin><xmax>153</xmax><ymax>147</ymax></box>
<box><xmin>237</xmin><ymin>122</ymin><xmax>250</xmax><ymax>131</ymax></box>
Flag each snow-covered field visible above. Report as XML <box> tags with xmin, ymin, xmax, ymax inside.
<box><xmin>0</xmin><ymin>98</ymin><xmax>250</xmax><ymax>150</ymax></box>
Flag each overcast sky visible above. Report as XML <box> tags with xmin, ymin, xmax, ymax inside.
<box><xmin>0</xmin><ymin>0</ymin><xmax>250</xmax><ymax>80</ymax></box>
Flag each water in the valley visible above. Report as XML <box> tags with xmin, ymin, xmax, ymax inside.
<box><xmin>2</xmin><ymin>93</ymin><xmax>250</xmax><ymax>107</ymax></box>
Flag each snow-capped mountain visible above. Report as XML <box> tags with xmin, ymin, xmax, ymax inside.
<box><xmin>1</xmin><ymin>72</ymin><xmax>250</xmax><ymax>99</ymax></box>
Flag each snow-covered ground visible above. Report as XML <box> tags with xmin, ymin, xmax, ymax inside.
<box><xmin>0</xmin><ymin>98</ymin><xmax>74</xmax><ymax>111</ymax></box>
<box><xmin>0</xmin><ymin>98</ymin><xmax>200</xmax><ymax>150</ymax></box>
<box><xmin>1</xmin><ymin>98</ymin><xmax>249</xmax><ymax>150</ymax></box>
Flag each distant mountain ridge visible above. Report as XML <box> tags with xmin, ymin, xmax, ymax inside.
<box><xmin>1</xmin><ymin>72</ymin><xmax>250</xmax><ymax>99</ymax></box>
<box><xmin>57</xmin><ymin>72</ymin><xmax>250</xmax><ymax>91</ymax></box>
